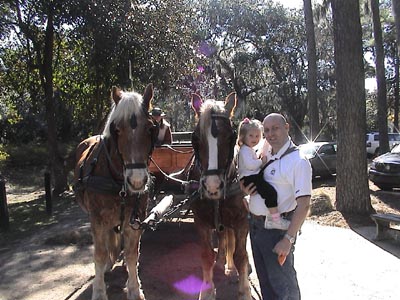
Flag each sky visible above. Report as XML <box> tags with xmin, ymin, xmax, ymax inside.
<box><xmin>274</xmin><ymin>0</ymin><xmax>324</xmax><ymax>9</ymax></box>
<box><xmin>274</xmin><ymin>0</ymin><xmax>303</xmax><ymax>9</ymax></box>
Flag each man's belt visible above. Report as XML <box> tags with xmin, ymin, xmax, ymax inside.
<box><xmin>250</xmin><ymin>209</ymin><xmax>295</xmax><ymax>221</ymax></box>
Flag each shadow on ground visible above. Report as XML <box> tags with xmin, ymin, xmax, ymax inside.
<box><xmin>71</xmin><ymin>221</ymin><xmax>260</xmax><ymax>300</ymax></box>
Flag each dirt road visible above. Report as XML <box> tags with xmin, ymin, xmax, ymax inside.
<box><xmin>70</xmin><ymin>220</ymin><xmax>262</xmax><ymax>300</ymax></box>
<box><xmin>1</xmin><ymin>200</ymin><xmax>400</xmax><ymax>300</ymax></box>
<box><xmin>0</xmin><ymin>204</ymin><xmax>261</xmax><ymax>300</ymax></box>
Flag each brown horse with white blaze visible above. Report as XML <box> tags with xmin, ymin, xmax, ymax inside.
<box><xmin>190</xmin><ymin>93</ymin><xmax>251</xmax><ymax>300</ymax></box>
<box><xmin>74</xmin><ymin>84</ymin><xmax>157</xmax><ymax>300</ymax></box>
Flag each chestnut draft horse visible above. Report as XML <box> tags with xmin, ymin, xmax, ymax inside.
<box><xmin>74</xmin><ymin>84</ymin><xmax>157</xmax><ymax>300</ymax></box>
<box><xmin>190</xmin><ymin>93</ymin><xmax>251</xmax><ymax>300</ymax></box>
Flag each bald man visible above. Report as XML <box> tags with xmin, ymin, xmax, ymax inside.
<box><xmin>241</xmin><ymin>113</ymin><xmax>312</xmax><ymax>300</ymax></box>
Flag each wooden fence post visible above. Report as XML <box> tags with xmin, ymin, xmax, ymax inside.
<box><xmin>44</xmin><ymin>171</ymin><xmax>52</xmax><ymax>215</ymax></box>
<box><xmin>0</xmin><ymin>179</ymin><xmax>10</xmax><ymax>230</ymax></box>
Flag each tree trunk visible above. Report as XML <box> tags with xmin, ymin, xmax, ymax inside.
<box><xmin>43</xmin><ymin>9</ymin><xmax>68</xmax><ymax>195</ymax></box>
<box><xmin>392</xmin><ymin>0</ymin><xmax>400</xmax><ymax>130</ymax></box>
<box><xmin>332</xmin><ymin>0</ymin><xmax>372</xmax><ymax>214</ymax></box>
<box><xmin>371</xmin><ymin>0</ymin><xmax>390</xmax><ymax>154</ymax></box>
<box><xmin>394</xmin><ymin>48</ymin><xmax>400</xmax><ymax>131</ymax></box>
<box><xmin>303</xmin><ymin>0</ymin><xmax>320</xmax><ymax>141</ymax></box>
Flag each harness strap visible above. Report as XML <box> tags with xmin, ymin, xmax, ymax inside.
<box><xmin>129</xmin><ymin>193</ymin><xmax>142</xmax><ymax>230</ymax></box>
<box><xmin>258</xmin><ymin>146</ymin><xmax>298</xmax><ymax>174</ymax></box>
<box><xmin>74</xmin><ymin>137</ymin><xmax>103</xmax><ymax>193</ymax></box>
<box><xmin>80</xmin><ymin>175</ymin><xmax>124</xmax><ymax>195</ymax></box>
<box><xmin>203</xmin><ymin>169</ymin><xmax>224</xmax><ymax>176</ymax></box>
<box><xmin>125</xmin><ymin>163</ymin><xmax>147</xmax><ymax>169</ymax></box>
<box><xmin>100</xmin><ymin>136</ymin><xmax>124</xmax><ymax>178</ymax></box>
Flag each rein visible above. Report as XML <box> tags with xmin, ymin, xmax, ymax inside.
<box><xmin>149</xmin><ymin>153</ymin><xmax>195</xmax><ymax>185</ymax></box>
<box><xmin>162</xmin><ymin>144</ymin><xmax>194</xmax><ymax>154</ymax></box>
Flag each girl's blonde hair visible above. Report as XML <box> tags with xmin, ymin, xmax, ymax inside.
<box><xmin>237</xmin><ymin>118</ymin><xmax>263</xmax><ymax>147</ymax></box>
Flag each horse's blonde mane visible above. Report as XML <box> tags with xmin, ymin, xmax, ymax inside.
<box><xmin>199</xmin><ymin>100</ymin><xmax>226</xmax><ymax>140</ymax></box>
<box><xmin>103</xmin><ymin>90</ymin><xmax>143</xmax><ymax>137</ymax></box>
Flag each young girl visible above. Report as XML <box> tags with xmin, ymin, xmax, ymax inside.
<box><xmin>237</xmin><ymin>118</ymin><xmax>290</xmax><ymax>230</ymax></box>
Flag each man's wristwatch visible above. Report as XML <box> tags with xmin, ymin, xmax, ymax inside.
<box><xmin>284</xmin><ymin>233</ymin><xmax>295</xmax><ymax>244</ymax></box>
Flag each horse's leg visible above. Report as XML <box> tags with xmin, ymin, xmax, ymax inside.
<box><xmin>124</xmin><ymin>228</ymin><xmax>145</xmax><ymax>300</ymax></box>
<box><xmin>197</xmin><ymin>227</ymin><xmax>216</xmax><ymax>300</ymax></box>
<box><xmin>106</xmin><ymin>228</ymin><xmax>121</xmax><ymax>271</ymax></box>
<box><xmin>233</xmin><ymin>224</ymin><xmax>251</xmax><ymax>300</ymax></box>
<box><xmin>224</xmin><ymin>228</ymin><xmax>238</xmax><ymax>279</ymax></box>
<box><xmin>215</xmin><ymin>230</ymin><xmax>226</xmax><ymax>268</ymax></box>
<box><xmin>91</xmin><ymin>222</ymin><xmax>110</xmax><ymax>300</ymax></box>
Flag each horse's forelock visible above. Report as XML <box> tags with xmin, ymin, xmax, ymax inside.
<box><xmin>103</xmin><ymin>91</ymin><xmax>143</xmax><ymax>137</ymax></box>
<box><xmin>199</xmin><ymin>100</ymin><xmax>225</xmax><ymax>140</ymax></box>
<box><xmin>113</xmin><ymin>91</ymin><xmax>143</xmax><ymax>123</ymax></box>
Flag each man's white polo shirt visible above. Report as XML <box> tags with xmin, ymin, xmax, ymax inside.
<box><xmin>248</xmin><ymin>139</ymin><xmax>312</xmax><ymax>216</ymax></box>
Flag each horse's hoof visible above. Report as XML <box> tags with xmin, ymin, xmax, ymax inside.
<box><xmin>126</xmin><ymin>290</ymin><xmax>145</xmax><ymax>300</ymax></box>
<box><xmin>92</xmin><ymin>291</ymin><xmax>108</xmax><ymax>300</ymax></box>
<box><xmin>238</xmin><ymin>288</ymin><xmax>252</xmax><ymax>300</ymax></box>
<box><xmin>198</xmin><ymin>288</ymin><xmax>216</xmax><ymax>300</ymax></box>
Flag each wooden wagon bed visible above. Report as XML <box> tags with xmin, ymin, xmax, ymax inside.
<box><xmin>148</xmin><ymin>132</ymin><xmax>194</xmax><ymax>195</ymax></box>
<box><xmin>149</xmin><ymin>143</ymin><xmax>193</xmax><ymax>175</ymax></box>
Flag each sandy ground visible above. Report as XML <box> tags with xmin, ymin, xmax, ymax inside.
<box><xmin>0</xmin><ymin>202</ymin><xmax>399</xmax><ymax>300</ymax></box>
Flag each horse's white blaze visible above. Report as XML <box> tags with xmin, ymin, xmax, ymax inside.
<box><xmin>207</xmin><ymin>128</ymin><xmax>218</xmax><ymax>170</ymax></box>
<box><xmin>205</xmin><ymin>128</ymin><xmax>221</xmax><ymax>195</ymax></box>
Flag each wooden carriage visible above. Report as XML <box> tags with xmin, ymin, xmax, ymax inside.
<box><xmin>149</xmin><ymin>132</ymin><xmax>193</xmax><ymax>177</ymax></box>
<box><xmin>147</xmin><ymin>132</ymin><xmax>197</xmax><ymax>219</ymax></box>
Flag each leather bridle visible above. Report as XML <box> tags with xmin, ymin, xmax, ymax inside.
<box><xmin>191</xmin><ymin>112</ymin><xmax>237</xmax><ymax>197</ymax></box>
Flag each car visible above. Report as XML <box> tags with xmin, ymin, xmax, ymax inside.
<box><xmin>366</xmin><ymin>132</ymin><xmax>400</xmax><ymax>157</ymax></box>
<box><xmin>369</xmin><ymin>143</ymin><xmax>400</xmax><ymax>190</ymax></box>
<box><xmin>298</xmin><ymin>142</ymin><xmax>337</xmax><ymax>178</ymax></box>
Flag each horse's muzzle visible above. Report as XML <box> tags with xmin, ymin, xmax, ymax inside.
<box><xmin>125</xmin><ymin>168</ymin><xmax>149</xmax><ymax>193</ymax></box>
<box><xmin>201</xmin><ymin>174</ymin><xmax>225</xmax><ymax>200</ymax></box>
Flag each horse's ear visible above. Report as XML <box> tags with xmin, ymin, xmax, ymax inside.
<box><xmin>111</xmin><ymin>86</ymin><xmax>122</xmax><ymax>105</ymax></box>
<box><xmin>224</xmin><ymin>92</ymin><xmax>237</xmax><ymax>119</ymax></box>
<box><xmin>143</xmin><ymin>83</ymin><xmax>154</xmax><ymax>111</ymax></box>
<box><xmin>191</xmin><ymin>93</ymin><xmax>203</xmax><ymax>117</ymax></box>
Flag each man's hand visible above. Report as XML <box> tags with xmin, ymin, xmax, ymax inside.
<box><xmin>273</xmin><ymin>238</ymin><xmax>292</xmax><ymax>259</ymax></box>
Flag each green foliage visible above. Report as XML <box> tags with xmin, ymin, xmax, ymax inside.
<box><xmin>366</xmin><ymin>93</ymin><xmax>379</xmax><ymax>131</ymax></box>
<box><xmin>0</xmin><ymin>143</ymin><xmax>49</xmax><ymax>168</ymax></box>
<box><xmin>0</xmin><ymin>148</ymin><xmax>10</xmax><ymax>162</ymax></box>
<box><xmin>0</xmin><ymin>0</ymin><xmax>396</xmax><ymax>144</ymax></box>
